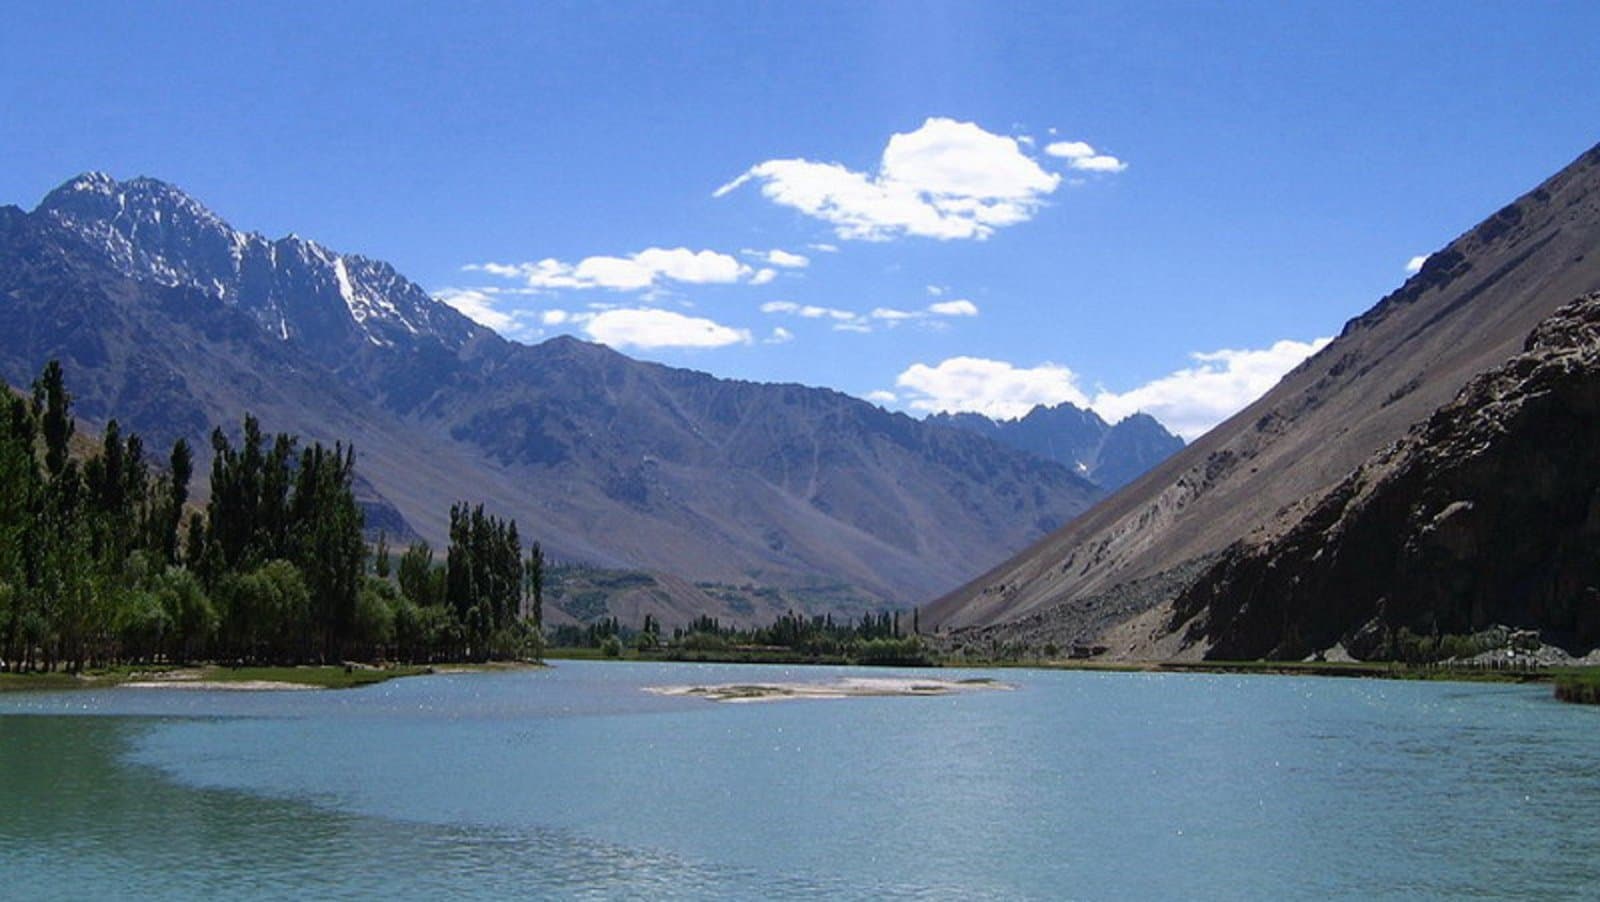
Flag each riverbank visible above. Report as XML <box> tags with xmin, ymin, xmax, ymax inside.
<box><xmin>546</xmin><ymin>643</ymin><xmax>1600</xmax><ymax>699</ymax></box>
<box><xmin>1554</xmin><ymin>671</ymin><xmax>1600</xmax><ymax>704</ymax></box>
<box><xmin>0</xmin><ymin>660</ymin><xmax>539</xmax><ymax>693</ymax></box>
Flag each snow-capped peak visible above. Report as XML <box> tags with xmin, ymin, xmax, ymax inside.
<box><xmin>33</xmin><ymin>172</ymin><xmax>482</xmax><ymax>355</ymax></box>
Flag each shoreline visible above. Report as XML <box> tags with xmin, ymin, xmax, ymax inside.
<box><xmin>5</xmin><ymin>653</ymin><xmax>1591</xmax><ymax>703</ymax></box>
<box><xmin>0</xmin><ymin>660</ymin><xmax>543</xmax><ymax>693</ymax></box>
<box><xmin>546</xmin><ymin>645</ymin><xmax>1585</xmax><ymax>693</ymax></box>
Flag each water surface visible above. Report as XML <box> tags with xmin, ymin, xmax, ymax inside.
<box><xmin>2</xmin><ymin>661</ymin><xmax>1596</xmax><ymax>899</ymax></box>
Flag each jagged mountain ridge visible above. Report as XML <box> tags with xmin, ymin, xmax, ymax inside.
<box><xmin>1172</xmin><ymin>293</ymin><xmax>1600</xmax><ymax>659</ymax></box>
<box><xmin>35</xmin><ymin>173</ymin><xmax>482</xmax><ymax>359</ymax></box>
<box><xmin>0</xmin><ymin>172</ymin><xmax>1105</xmax><ymax>615</ymax></box>
<box><xmin>925</xmin><ymin>141</ymin><xmax>1600</xmax><ymax>649</ymax></box>
<box><xmin>929</xmin><ymin>404</ymin><xmax>1183</xmax><ymax>490</ymax></box>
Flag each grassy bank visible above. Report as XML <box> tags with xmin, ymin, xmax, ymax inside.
<box><xmin>195</xmin><ymin>664</ymin><xmax>434</xmax><ymax>689</ymax></box>
<box><xmin>0</xmin><ymin>662</ymin><xmax>492</xmax><ymax>692</ymax></box>
<box><xmin>1553</xmin><ymin>669</ymin><xmax>1600</xmax><ymax>704</ymax></box>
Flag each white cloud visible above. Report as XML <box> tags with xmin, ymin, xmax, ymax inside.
<box><xmin>583</xmin><ymin>308</ymin><xmax>752</xmax><ymax>350</ymax></box>
<box><xmin>1044</xmin><ymin>140</ymin><xmax>1128</xmax><ymax>173</ymax></box>
<box><xmin>467</xmin><ymin>247</ymin><xmax>759</xmax><ymax>292</ymax></box>
<box><xmin>750</xmin><ymin>267</ymin><xmax>778</xmax><ymax>286</ymax></box>
<box><xmin>892</xmin><ymin>337</ymin><xmax>1329</xmax><ymax>437</ymax></box>
<box><xmin>764</xmin><ymin>326</ymin><xmax>794</xmax><ymax>344</ymax></box>
<box><xmin>434</xmin><ymin>288</ymin><xmax>528</xmax><ymax>335</ymax></box>
<box><xmin>1089</xmin><ymin>338</ymin><xmax>1332</xmax><ymax>440</ymax></box>
<box><xmin>865</xmin><ymin>390</ymin><xmax>897</xmax><ymax>405</ymax></box>
<box><xmin>808</xmin><ymin>243</ymin><xmax>840</xmax><ymax>253</ymax></box>
<box><xmin>1405</xmin><ymin>254</ymin><xmax>1428</xmax><ymax>275</ymax></box>
<box><xmin>928</xmin><ymin>299</ymin><xmax>979</xmax><ymax>317</ymax></box>
<box><xmin>1044</xmin><ymin>140</ymin><xmax>1095</xmax><ymax>159</ymax></box>
<box><xmin>871</xmin><ymin>299</ymin><xmax>980</xmax><ymax>324</ymax></box>
<box><xmin>1070</xmin><ymin>155</ymin><xmax>1129</xmax><ymax>173</ymax></box>
<box><xmin>541</xmin><ymin>309</ymin><xmax>591</xmax><ymax>326</ymax></box>
<box><xmin>762</xmin><ymin>295</ymin><xmax>980</xmax><ymax>334</ymax></box>
<box><xmin>870</xmin><ymin>307</ymin><xmax>919</xmax><ymax>321</ymax></box>
<box><xmin>716</xmin><ymin>117</ymin><xmax>1102</xmax><ymax>241</ymax></box>
<box><xmin>746</xmin><ymin>248</ymin><xmax>810</xmax><ymax>268</ymax></box>
<box><xmin>897</xmin><ymin>357</ymin><xmax>1087</xmax><ymax>420</ymax></box>
<box><xmin>761</xmin><ymin>300</ymin><xmax>862</xmax><ymax>322</ymax></box>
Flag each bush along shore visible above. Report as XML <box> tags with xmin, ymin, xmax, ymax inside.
<box><xmin>0</xmin><ymin>361</ymin><xmax>545</xmax><ymax>678</ymax></box>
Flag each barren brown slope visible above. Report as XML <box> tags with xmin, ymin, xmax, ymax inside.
<box><xmin>926</xmin><ymin>141</ymin><xmax>1600</xmax><ymax>632</ymax></box>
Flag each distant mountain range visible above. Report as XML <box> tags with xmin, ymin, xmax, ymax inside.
<box><xmin>0</xmin><ymin>172</ymin><xmax>1184</xmax><ymax>624</ymax></box>
<box><xmin>929</xmin><ymin>405</ymin><xmax>1183</xmax><ymax>491</ymax></box>
<box><xmin>927</xmin><ymin>141</ymin><xmax>1600</xmax><ymax>659</ymax></box>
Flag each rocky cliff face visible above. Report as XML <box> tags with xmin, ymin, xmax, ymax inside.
<box><xmin>1172</xmin><ymin>294</ymin><xmax>1600</xmax><ymax>659</ymax></box>
<box><xmin>925</xmin><ymin>140</ymin><xmax>1600</xmax><ymax>643</ymax></box>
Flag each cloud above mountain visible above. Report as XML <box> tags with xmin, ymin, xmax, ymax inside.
<box><xmin>891</xmin><ymin>336</ymin><xmax>1330</xmax><ymax>437</ymax></box>
<box><xmin>584</xmin><ymin>308</ymin><xmax>752</xmax><ymax>349</ymax></box>
<box><xmin>435</xmin><ymin>288</ymin><xmax>533</xmax><ymax>336</ymax></box>
<box><xmin>468</xmin><ymin>247</ymin><xmax>770</xmax><ymax>292</ymax></box>
<box><xmin>715</xmin><ymin>117</ymin><xmax>1124</xmax><ymax>241</ymax></box>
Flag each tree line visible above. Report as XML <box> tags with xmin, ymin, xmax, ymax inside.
<box><xmin>0</xmin><ymin>361</ymin><xmax>543</xmax><ymax>672</ymax></box>
<box><xmin>550</xmin><ymin>606</ymin><xmax>929</xmax><ymax>665</ymax></box>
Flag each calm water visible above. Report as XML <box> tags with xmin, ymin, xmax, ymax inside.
<box><xmin>1</xmin><ymin>661</ymin><xmax>1597</xmax><ymax>900</ymax></box>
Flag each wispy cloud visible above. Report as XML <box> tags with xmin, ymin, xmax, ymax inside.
<box><xmin>467</xmin><ymin>247</ymin><xmax>767</xmax><ymax>292</ymax></box>
<box><xmin>1405</xmin><ymin>254</ymin><xmax>1428</xmax><ymax>275</ymax></box>
<box><xmin>1043</xmin><ymin>140</ymin><xmax>1129</xmax><ymax>173</ymax></box>
<box><xmin>869</xmin><ymin>299</ymin><xmax>980</xmax><ymax>325</ymax></box>
<box><xmin>744</xmin><ymin>248</ymin><xmax>810</xmax><ymax>268</ymax></box>
<box><xmin>761</xmin><ymin>296</ymin><xmax>980</xmax><ymax>334</ymax></box>
<box><xmin>716</xmin><ymin>117</ymin><xmax>1125</xmax><ymax>241</ymax></box>
<box><xmin>760</xmin><ymin>300</ymin><xmax>862</xmax><ymax>322</ymax></box>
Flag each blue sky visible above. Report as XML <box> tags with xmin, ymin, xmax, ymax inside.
<box><xmin>3</xmin><ymin>2</ymin><xmax>1598</xmax><ymax>438</ymax></box>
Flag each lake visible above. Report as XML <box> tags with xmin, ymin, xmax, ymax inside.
<box><xmin>2</xmin><ymin>660</ymin><xmax>1597</xmax><ymax>899</ymax></box>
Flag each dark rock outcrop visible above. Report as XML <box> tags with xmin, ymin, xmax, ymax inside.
<box><xmin>1173</xmin><ymin>294</ymin><xmax>1600</xmax><ymax>658</ymax></box>
<box><xmin>926</xmin><ymin>140</ymin><xmax>1600</xmax><ymax>645</ymax></box>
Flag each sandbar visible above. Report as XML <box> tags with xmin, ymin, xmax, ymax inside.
<box><xmin>645</xmin><ymin>676</ymin><xmax>1012</xmax><ymax>703</ymax></box>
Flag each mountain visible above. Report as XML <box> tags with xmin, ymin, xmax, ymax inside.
<box><xmin>0</xmin><ymin>172</ymin><xmax>1102</xmax><ymax>619</ymax></box>
<box><xmin>1171</xmin><ymin>292</ymin><xmax>1600</xmax><ymax>659</ymax></box>
<box><xmin>925</xmin><ymin>141</ymin><xmax>1600</xmax><ymax>656</ymax></box>
<box><xmin>928</xmin><ymin>404</ymin><xmax>1183</xmax><ymax>490</ymax></box>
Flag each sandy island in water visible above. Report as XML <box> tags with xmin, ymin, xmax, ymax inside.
<box><xmin>645</xmin><ymin>676</ymin><xmax>1013</xmax><ymax>703</ymax></box>
<box><xmin>119</xmin><ymin>672</ymin><xmax>320</xmax><ymax>691</ymax></box>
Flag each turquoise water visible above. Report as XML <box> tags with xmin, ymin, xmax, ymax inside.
<box><xmin>2</xmin><ymin>661</ymin><xmax>1598</xmax><ymax>899</ymax></box>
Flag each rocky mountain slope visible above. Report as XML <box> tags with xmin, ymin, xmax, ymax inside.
<box><xmin>1170</xmin><ymin>293</ymin><xmax>1600</xmax><ymax>659</ymax></box>
<box><xmin>925</xmin><ymin>141</ymin><xmax>1600</xmax><ymax>651</ymax></box>
<box><xmin>0</xmin><ymin>173</ymin><xmax>1103</xmax><ymax>616</ymax></box>
<box><xmin>930</xmin><ymin>404</ymin><xmax>1183</xmax><ymax>490</ymax></box>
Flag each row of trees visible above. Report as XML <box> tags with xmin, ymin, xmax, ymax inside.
<box><xmin>0</xmin><ymin>362</ymin><xmax>545</xmax><ymax>672</ymax></box>
<box><xmin>550</xmin><ymin>607</ymin><xmax>928</xmax><ymax>664</ymax></box>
